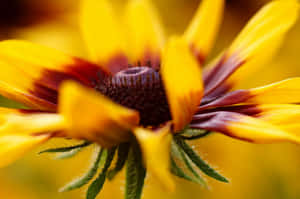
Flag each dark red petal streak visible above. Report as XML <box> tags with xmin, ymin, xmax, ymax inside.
<box><xmin>190</xmin><ymin>43</ymin><xmax>206</xmax><ymax>65</ymax></box>
<box><xmin>18</xmin><ymin>109</ymin><xmax>50</xmax><ymax>114</ymax></box>
<box><xmin>198</xmin><ymin>89</ymin><xmax>252</xmax><ymax>111</ymax></box>
<box><xmin>190</xmin><ymin>111</ymin><xmax>232</xmax><ymax>132</ymax></box>
<box><xmin>30</xmin><ymin>58</ymin><xmax>106</xmax><ymax>111</ymax></box>
<box><xmin>194</xmin><ymin>105</ymin><xmax>261</xmax><ymax>119</ymax></box>
<box><xmin>201</xmin><ymin>83</ymin><xmax>233</xmax><ymax>105</ymax></box>
<box><xmin>190</xmin><ymin>111</ymin><xmax>253</xmax><ymax>142</ymax></box>
<box><xmin>203</xmin><ymin>53</ymin><xmax>245</xmax><ymax>95</ymax></box>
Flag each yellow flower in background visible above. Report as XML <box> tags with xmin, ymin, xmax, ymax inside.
<box><xmin>0</xmin><ymin>0</ymin><xmax>299</xmax><ymax>198</ymax></box>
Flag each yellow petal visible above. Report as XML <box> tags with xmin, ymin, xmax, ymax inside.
<box><xmin>0</xmin><ymin>108</ymin><xmax>60</xmax><ymax>168</ymax></box>
<box><xmin>256</xmin><ymin>104</ymin><xmax>300</xmax><ymax>125</ymax></box>
<box><xmin>248</xmin><ymin>78</ymin><xmax>300</xmax><ymax>104</ymax></box>
<box><xmin>161</xmin><ymin>37</ymin><xmax>203</xmax><ymax>131</ymax></box>
<box><xmin>80</xmin><ymin>0</ymin><xmax>129</xmax><ymax>73</ymax></box>
<box><xmin>191</xmin><ymin>111</ymin><xmax>300</xmax><ymax>144</ymax></box>
<box><xmin>184</xmin><ymin>0</ymin><xmax>224</xmax><ymax>63</ymax></box>
<box><xmin>0</xmin><ymin>40</ymin><xmax>102</xmax><ymax>111</ymax></box>
<box><xmin>279</xmin><ymin>124</ymin><xmax>300</xmax><ymax>137</ymax></box>
<box><xmin>0</xmin><ymin>108</ymin><xmax>65</xmax><ymax>135</ymax></box>
<box><xmin>124</xmin><ymin>0</ymin><xmax>165</xmax><ymax>69</ymax></box>
<box><xmin>133</xmin><ymin>124</ymin><xmax>174</xmax><ymax>191</ymax></box>
<box><xmin>227</xmin><ymin>0</ymin><xmax>299</xmax><ymax>83</ymax></box>
<box><xmin>256</xmin><ymin>104</ymin><xmax>300</xmax><ymax>137</ymax></box>
<box><xmin>58</xmin><ymin>81</ymin><xmax>140</xmax><ymax>147</ymax></box>
<box><xmin>200</xmin><ymin>78</ymin><xmax>300</xmax><ymax>110</ymax></box>
<box><xmin>203</xmin><ymin>0</ymin><xmax>299</xmax><ymax>95</ymax></box>
<box><xmin>227</xmin><ymin>114</ymin><xmax>300</xmax><ymax>144</ymax></box>
<box><xmin>0</xmin><ymin>134</ymin><xmax>48</xmax><ymax>168</ymax></box>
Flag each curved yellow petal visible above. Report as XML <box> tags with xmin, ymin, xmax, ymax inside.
<box><xmin>227</xmin><ymin>0</ymin><xmax>299</xmax><ymax>83</ymax></box>
<box><xmin>0</xmin><ymin>108</ymin><xmax>65</xmax><ymax>135</ymax></box>
<box><xmin>191</xmin><ymin>111</ymin><xmax>300</xmax><ymax>144</ymax></box>
<box><xmin>203</xmin><ymin>0</ymin><xmax>299</xmax><ymax>95</ymax></box>
<box><xmin>248</xmin><ymin>78</ymin><xmax>300</xmax><ymax>104</ymax></box>
<box><xmin>124</xmin><ymin>0</ymin><xmax>165</xmax><ymax>69</ymax></box>
<box><xmin>279</xmin><ymin>124</ymin><xmax>300</xmax><ymax>137</ymax></box>
<box><xmin>80</xmin><ymin>0</ymin><xmax>129</xmax><ymax>74</ymax></box>
<box><xmin>0</xmin><ymin>40</ymin><xmax>102</xmax><ymax>111</ymax></box>
<box><xmin>254</xmin><ymin>104</ymin><xmax>300</xmax><ymax>139</ymax></box>
<box><xmin>184</xmin><ymin>0</ymin><xmax>224</xmax><ymax>63</ymax></box>
<box><xmin>58</xmin><ymin>81</ymin><xmax>140</xmax><ymax>148</ymax></box>
<box><xmin>0</xmin><ymin>108</ymin><xmax>64</xmax><ymax>168</ymax></box>
<box><xmin>200</xmin><ymin>78</ymin><xmax>300</xmax><ymax>111</ymax></box>
<box><xmin>161</xmin><ymin>37</ymin><xmax>203</xmax><ymax>132</ymax></box>
<box><xmin>0</xmin><ymin>134</ymin><xmax>48</xmax><ymax>168</ymax></box>
<box><xmin>133</xmin><ymin>124</ymin><xmax>174</xmax><ymax>191</ymax></box>
<box><xmin>226</xmin><ymin>114</ymin><xmax>300</xmax><ymax>144</ymax></box>
<box><xmin>256</xmin><ymin>104</ymin><xmax>300</xmax><ymax>125</ymax></box>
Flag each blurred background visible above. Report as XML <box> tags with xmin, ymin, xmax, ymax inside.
<box><xmin>0</xmin><ymin>0</ymin><xmax>300</xmax><ymax>198</ymax></box>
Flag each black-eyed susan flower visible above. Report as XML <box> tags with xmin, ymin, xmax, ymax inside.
<box><xmin>0</xmin><ymin>0</ymin><xmax>299</xmax><ymax>198</ymax></box>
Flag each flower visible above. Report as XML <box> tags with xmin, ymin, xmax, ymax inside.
<box><xmin>0</xmin><ymin>0</ymin><xmax>299</xmax><ymax>198</ymax></box>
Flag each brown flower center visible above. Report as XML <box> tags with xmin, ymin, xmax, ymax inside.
<box><xmin>96</xmin><ymin>67</ymin><xmax>171</xmax><ymax>126</ymax></box>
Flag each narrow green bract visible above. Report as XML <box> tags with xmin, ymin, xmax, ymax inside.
<box><xmin>86</xmin><ymin>148</ymin><xmax>117</xmax><ymax>199</ymax></box>
<box><xmin>107</xmin><ymin>142</ymin><xmax>130</xmax><ymax>180</ymax></box>
<box><xmin>174</xmin><ymin>136</ymin><xmax>228</xmax><ymax>183</ymax></box>
<box><xmin>48</xmin><ymin>130</ymin><xmax>227</xmax><ymax>199</ymax></box>
<box><xmin>39</xmin><ymin>142</ymin><xmax>91</xmax><ymax>154</ymax></box>
<box><xmin>55</xmin><ymin>148</ymin><xmax>82</xmax><ymax>160</ymax></box>
<box><xmin>125</xmin><ymin>142</ymin><xmax>146</xmax><ymax>199</ymax></box>
<box><xmin>170</xmin><ymin>156</ymin><xmax>196</xmax><ymax>183</ymax></box>
<box><xmin>171</xmin><ymin>141</ymin><xmax>207</xmax><ymax>187</ymax></box>
<box><xmin>59</xmin><ymin>146</ymin><xmax>104</xmax><ymax>192</ymax></box>
<box><xmin>179</xmin><ymin>128</ymin><xmax>211</xmax><ymax>140</ymax></box>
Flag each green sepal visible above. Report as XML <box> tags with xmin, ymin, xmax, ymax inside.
<box><xmin>59</xmin><ymin>146</ymin><xmax>104</xmax><ymax>192</ymax></box>
<box><xmin>107</xmin><ymin>142</ymin><xmax>130</xmax><ymax>180</ymax></box>
<box><xmin>54</xmin><ymin>148</ymin><xmax>82</xmax><ymax>160</ymax></box>
<box><xmin>39</xmin><ymin>141</ymin><xmax>91</xmax><ymax>154</ymax></box>
<box><xmin>171</xmin><ymin>141</ymin><xmax>207</xmax><ymax>187</ymax></box>
<box><xmin>170</xmin><ymin>156</ymin><xmax>196</xmax><ymax>183</ymax></box>
<box><xmin>178</xmin><ymin>128</ymin><xmax>211</xmax><ymax>140</ymax></box>
<box><xmin>125</xmin><ymin>141</ymin><xmax>146</xmax><ymax>199</ymax></box>
<box><xmin>86</xmin><ymin>147</ymin><xmax>117</xmax><ymax>199</ymax></box>
<box><xmin>174</xmin><ymin>136</ymin><xmax>228</xmax><ymax>183</ymax></box>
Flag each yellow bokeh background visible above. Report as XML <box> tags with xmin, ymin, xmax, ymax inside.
<box><xmin>0</xmin><ymin>0</ymin><xmax>300</xmax><ymax>198</ymax></box>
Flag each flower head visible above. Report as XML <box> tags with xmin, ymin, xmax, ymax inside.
<box><xmin>0</xmin><ymin>0</ymin><xmax>299</xmax><ymax>198</ymax></box>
